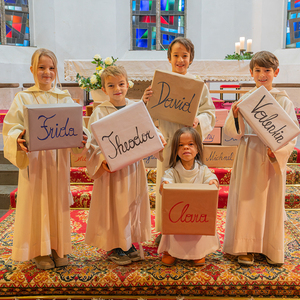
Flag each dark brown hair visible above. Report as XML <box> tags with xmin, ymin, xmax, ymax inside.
<box><xmin>169</xmin><ymin>127</ymin><xmax>203</xmax><ymax>168</ymax></box>
<box><xmin>167</xmin><ymin>37</ymin><xmax>195</xmax><ymax>63</ymax></box>
<box><xmin>249</xmin><ymin>51</ymin><xmax>279</xmax><ymax>72</ymax></box>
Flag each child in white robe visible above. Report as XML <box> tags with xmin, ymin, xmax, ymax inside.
<box><xmin>85</xmin><ymin>65</ymin><xmax>165</xmax><ymax>266</ymax></box>
<box><xmin>158</xmin><ymin>127</ymin><xmax>220</xmax><ymax>266</ymax></box>
<box><xmin>223</xmin><ymin>51</ymin><xmax>298</xmax><ymax>266</ymax></box>
<box><xmin>142</xmin><ymin>37</ymin><xmax>216</xmax><ymax>242</ymax></box>
<box><xmin>3</xmin><ymin>48</ymin><xmax>87</xmax><ymax>270</ymax></box>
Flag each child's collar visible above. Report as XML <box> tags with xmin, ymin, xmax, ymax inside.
<box><xmin>24</xmin><ymin>85</ymin><xmax>69</xmax><ymax>95</ymax></box>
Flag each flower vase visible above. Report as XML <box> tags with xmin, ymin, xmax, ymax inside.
<box><xmin>90</xmin><ymin>89</ymin><xmax>109</xmax><ymax>102</ymax></box>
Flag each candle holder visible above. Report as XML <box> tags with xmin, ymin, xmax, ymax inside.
<box><xmin>240</xmin><ymin>49</ymin><xmax>246</xmax><ymax>55</ymax></box>
<box><xmin>245</xmin><ymin>51</ymin><xmax>253</xmax><ymax>55</ymax></box>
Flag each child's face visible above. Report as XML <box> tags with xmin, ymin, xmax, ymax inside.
<box><xmin>102</xmin><ymin>75</ymin><xmax>129</xmax><ymax>106</ymax></box>
<box><xmin>168</xmin><ymin>42</ymin><xmax>191</xmax><ymax>75</ymax></box>
<box><xmin>33</xmin><ymin>55</ymin><xmax>56</xmax><ymax>91</ymax></box>
<box><xmin>177</xmin><ymin>132</ymin><xmax>198</xmax><ymax>166</ymax></box>
<box><xmin>250</xmin><ymin>64</ymin><xmax>279</xmax><ymax>91</ymax></box>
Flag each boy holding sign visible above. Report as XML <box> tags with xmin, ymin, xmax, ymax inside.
<box><xmin>143</xmin><ymin>37</ymin><xmax>215</xmax><ymax>241</ymax></box>
<box><xmin>85</xmin><ymin>66</ymin><xmax>165</xmax><ymax>265</ymax></box>
<box><xmin>223</xmin><ymin>51</ymin><xmax>298</xmax><ymax>266</ymax></box>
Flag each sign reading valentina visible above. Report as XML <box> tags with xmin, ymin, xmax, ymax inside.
<box><xmin>237</xmin><ymin>86</ymin><xmax>300</xmax><ymax>152</ymax></box>
<box><xmin>24</xmin><ymin>103</ymin><xmax>83</xmax><ymax>151</ymax></box>
<box><xmin>91</xmin><ymin>101</ymin><xmax>164</xmax><ymax>172</ymax></box>
<box><xmin>148</xmin><ymin>70</ymin><xmax>204</xmax><ymax>126</ymax></box>
<box><xmin>161</xmin><ymin>183</ymin><xmax>218</xmax><ymax>236</ymax></box>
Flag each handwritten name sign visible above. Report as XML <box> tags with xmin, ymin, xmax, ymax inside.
<box><xmin>162</xmin><ymin>183</ymin><xmax>218</xmax><ymax>235</ymax></box>
<box><xmin>148</xmin><ymin>70</ymin><xmax>204</xmax><ymax>126</ymax></box>
<box><xmin>24</xmin><ymin>103</ymin><xmax>83</xmax><ymax>151</ymax></box>
<box><xmin>203</xmin><ymin>127</ymin><xmax>221</xmax><ymax>144</ymax></box>
<box><xmin>221</xmin><ymin>130</ymin><xmax>239</xmax><ymax>146</ymax></box>
<box><xmin>203</xmin><ymin>145</ymin><xmax>237</xmax><ymax>168</ymax></box>
<box><xmin>215</xmin><ymin>109</ymin><xmax>229</xmax><ymax>127</ymax></box>
<box><xmin>237</xmin><ymin>86</ymin><xmax>300</xmax><ymax>151</ymax></box>
<box><xmin>91</xmin><ymin>101</ymin><xmax>164</xmax><ymax>172</ymax></box>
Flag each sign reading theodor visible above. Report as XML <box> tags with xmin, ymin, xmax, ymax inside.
<box><xmin>91</xmin><ymin>101</ymin><xmax>164</xmax><ymax>172</ymax></box>
<box><xmin>148</xmin><ymin>70</ymin><xmax>204</xmax><ymax>126</ymax></box>
<box><xmin>24</xmin><ymin>103</ymin><xmax>83</xmax><ymax>151</ymax></box>
<box><xmin>161</xmin><ymin>183</ymin><xmax>218</xmax><ymax>236</ymax></box>
<box><xmin>237</xmin><ymin>86</ymin><xmax>300</xmax><ymax>152</ymax></box>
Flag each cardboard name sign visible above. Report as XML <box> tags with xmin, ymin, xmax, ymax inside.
<box><xmin>215</xmin><ymin>109</ymin><xmax>229</xmax><ymax>127</ymax></box>
<box><xmin>91</xmin><ymin>101</ymin><xmax>164</xmax><ymax>172</ymax></box>
<box><xmin>221</xmin><ymin>130</ymin><xmax>239</xmax><ymax>146</ymax></box>
<box><xmin>24</xmin><ymin>103</ymin><xmax>83</xmax><ymax>151</ymax></box>
<box><xmin>237</xmin><ymin>86</ymin><xmax>300</xmax><ymax>151</ymax></box>
<box><xmin>203</xmin><ymin>127</ymin><xmax>221</xmax><ymax>144</ymax></box>
<box><xmin>203</xmin><ymin>145</ymin><xmax>237</xmax><ymax>168</ymax></box>
<box><xmin>162</xmin><ymin>183</ymin><xmax>218</xmax><ymax>236</ymax></box>
<box><xmin>148</xmin><ymin>70</ymin><xmax>204</xmax><ymax>126</ymax></box>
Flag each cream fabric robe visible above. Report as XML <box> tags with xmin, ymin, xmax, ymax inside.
<box><xmin>158</xmin><ymin>161</ymin><xmax>220</xmax><ymax>259</ymax></box>
<box><xmin>84</xmin><ymin>99</ymin><xmax>151</xmax><ymax>252</ymax></box>
<box><xmin>3</xmin><ymin>85</ymin><xmax>84</xmax><ymax>261</ymax></box>
<box><xmin>223</xmin><ymin>88</ymin><xmax>298</xmax><ymax>263</ymax></box>
<box><xmin>155</xmin><ymin>75</ymin><xmax>215</xmax><ymax>231</ymax></box>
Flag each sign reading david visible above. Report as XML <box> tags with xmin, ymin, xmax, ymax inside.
<box><xmin>237</xmin><ymin>86</ymin><xmax>300</xmax><ymax>152</ymax></box>
<box><xmin>24</xmin><ymin>103</ymin><xmax>83</xmax><ymax>151</ymax></box>
<box><xmin>91</xmin><ymin>101</ymin><xmax>164</xmax><ymax>172</ymax></box>
<box><xmin>148</xmin><ymin>70</ymin><xmax>204</xmax><ymax>126</ymax></box>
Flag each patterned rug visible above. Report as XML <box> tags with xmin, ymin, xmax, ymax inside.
<box><xmin>1</xmin><ymin>209</ymin><xmax>300</xmax><ymax>298</ymax></box>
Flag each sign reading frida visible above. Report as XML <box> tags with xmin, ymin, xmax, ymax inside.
<box><xmin>148</xmin><ymin>70</ymin><xmax>204</xmax><ymax>126</ymax></box>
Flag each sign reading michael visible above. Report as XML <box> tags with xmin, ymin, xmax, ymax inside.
<box><xmin>91</xmin><ymin>101</ymin><xmax>164</xmax><ymax>172</ymax></box>
<box><xmin>148</xmin><ymin>70</ymin><xmax>204</xmax><ymax>126</ymax></box>
<box><xmin>238</xmin><ymin>86</ymin><xmax>300</xmax><ymax>152</ymax></box>
<box><xmin>24</xmin><ymin>103</ymin><xmax>83</xmax><ymax>151</ymax></box>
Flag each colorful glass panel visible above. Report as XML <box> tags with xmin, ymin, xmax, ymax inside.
<box><xmin>286</xmin><ymin>0</ymin><xmax>300</xmax><ymax>48</ymax></box>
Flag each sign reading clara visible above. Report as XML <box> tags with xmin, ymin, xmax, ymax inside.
<box><xmin>24</xmin><ymin>103</ymin><xmax>83</xmax><ymax>151</ymax></box>
<box><xmin>91</xmin><ymin>101</ymin><xmax>164</xmax><ymax>172</ymax></box>
<box><xmin>161</xmin><ymin>183</ymin><xmax>218</xmax><ymax>236</ymax></box>
<box><xmin>148</xmin><ymin>70</ymin><xmax>204</xmax><ymax>126</ymax></box>
<box><xmin>237</xmin><ymin>86</ymin><xmax>300</xmax><ymax>152</ymax></box>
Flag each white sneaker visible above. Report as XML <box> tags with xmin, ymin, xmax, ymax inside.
<box><xmin>238</xmin><ymin>253</ymin><xmax>254</xmax><ymax>265</ymax></box>
<box><xmin>51</xmin><ymin>249</ymin><xmax>69</xmax><ymax>267</ymax></box>
<box><xmin>33</xmin><ymin>255</ymin><xmax>55</xmax><ymax>270</ymax></box>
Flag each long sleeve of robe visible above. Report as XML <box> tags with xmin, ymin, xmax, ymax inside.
<box><xmin>3</xmin><ymin>85</ymin><xmax>87</xmax><ymax>261</ymax></box>
<box><xmin>155</xmin><ymin>75</ymin><xmax>215</xmax><ymax>232</ymax></box>
<box><xmin>222</xmin><ymin>87</ymin><xmax>298</xmax><ymax>264</ymax></box>
<box><xmin>84</xmin><ymin>99</ymin><xmax>151</xmax><ymax>252</ymax></box>
<box><xmin>157</xmin><ymin>161</ymin><xmax>220</xmax><ymax>259</ymax></box>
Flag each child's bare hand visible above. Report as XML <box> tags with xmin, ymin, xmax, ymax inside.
<box><xmin>17</xmin><ymin>129</ymin><xmax>28</xmax><ymax>153</ymax></box>
<box><xmin>79</xmin><ymin>133</ymin><xmax>88</xmax><ymax>148</ymax></box>
<box><xmin>101</xmin><ymin>160</ymin><xmax>114</xmax><ymax>173</ymax></box>
<box><xmin>232</xmin><ymin>99</ymin><xmax>242</xmax><ymax>118</ymax></box>
<box><xmin>267</xmin><ymin>147</ymin><xmax>275</xmax><ymax>159</ymax></box>
<box><xmin>192</xmin><ymin>118</ymin><xmax>199</xmax><ymax>128</ymax></box>
<box><xmin>142</xmin><ymin>86</ymin><xmax>153</xmax><ymax>103</ymax></box>
<box><xmin>159</xmin><ymin>180</ymin><xmax>169</xmax><ymax>194</ymax></box>
<box><xmin>209</xmin><ymin>179</ymin><xmax>219</xmax><ymax>189</ymax></box>
<box><xmin>160</xmin><ymin>135</ymin><xmax>167</xmax><ymax>147</ymax></box>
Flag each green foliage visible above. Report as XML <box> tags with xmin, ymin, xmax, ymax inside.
<box><xmin>225</xmin><ymin>52</ymin><xmax>254</xmax><ymax>61</ymax></box>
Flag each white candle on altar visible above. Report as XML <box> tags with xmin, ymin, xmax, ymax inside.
<box><xmin>247</xmin><ymin>39</ymin><xmax>252</xmax><ymax>52</ymax></box>
<box><xmin>240</xmin><ymin>37</ymin><xmax>245</xmax><ymax>50</ymax></box>
<box><xmin>235</xmin><ymin>42</ymin><xmax>240</xmax><ymax>54</ymax></box>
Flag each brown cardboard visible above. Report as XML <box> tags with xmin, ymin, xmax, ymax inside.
<box><xmin>70</xmin><ymin>153</ymin><xmax>86</xmax><ymax>167</ymax></box>
<box><xmin>161</xmin><ymin>183</ymin><xmax>218</xmax><ymax>235</ymax></box>
<box><xmin>215</xmin><ymin>109</ymin><xmax>229</xmax><ymax>127</ymax></box>
<box><xmin>203</xmin><ymin>127</ymin><xmax>221</xmax><ymax>144</ymax></box>
<box><xmin>148</xmin><ymin>70</ymin><xmax>204</xmax><ymax>126</ymax></box>
<box><xmin>203</xmin><ymin>145</ymin><xmax>237</xmax><ymax>168</ymax></box>
<box><xmin>23</xmin><ymin>103</ymin><xmax>83</xmax><ymax>152</ymax></box>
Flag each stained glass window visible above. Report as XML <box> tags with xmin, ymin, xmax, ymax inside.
<box><xmin>0</xmin><ymin>0</ymin><xmax>30</xmax><ymax>46</ymax></box>
<box><xmin>131</xmin><ymin>0</ymin><xmax>185</xmax><ymax>50</ymax></box>
<box><xmin>286</xmin><ymin>0</ymin><xmax>300</xmax><ymax>48</ymax></box>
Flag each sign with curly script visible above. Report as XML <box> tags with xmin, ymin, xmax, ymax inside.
<box><xmin>148</xmin><ymin>70</ymin><xmax>204</xmax><ymax>126</ymax></box>
<box><xmin>161</xmin><ymin>183</ymin><xmax>218</xmax><ymax>235</ymax></box>
<box><xmin>91</xmin><ymin>101</ymin><xmax>164</xmax><ymax>172</ymax></box>
<box><xmin>237</xmin><ymin>86</ymin><xmax>300</xmax><ymax>151</ymax></box>
<box><xmin>24</xmin><ymin>103</ymin><xmax>83</xmax><ymax>151</ymax></box>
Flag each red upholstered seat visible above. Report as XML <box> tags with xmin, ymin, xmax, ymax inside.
<box><xmin>220</xmin><ymin>84</ymin><xmax>240</xmax><ymax>89</ymax></box>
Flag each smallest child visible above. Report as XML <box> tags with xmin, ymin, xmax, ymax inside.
<box><xmin>158</xmin><ymin>127</ymin><xmax>220</xmax><ymax>266</ymax></box>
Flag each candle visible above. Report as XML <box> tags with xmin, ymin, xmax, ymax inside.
<box><xmin>240</xmin><ymin>37</ymin><xmax>245</xmax><ymax>50</ymax></box>
<box><xmin>235</xmin><ymin>42</ymin><xmax>240</xmax><ymax>54</ymax></box>
<box><xmin>247</xmin><ymin>39</ymin><xmax>252</xmax><ymax>52</ymax></box>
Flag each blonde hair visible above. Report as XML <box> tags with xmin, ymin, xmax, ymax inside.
<box><xmin>249</xmin><ymin>51</ymin><xmax>279</xmax><ymax>72</ymax></box>
<box><xmin>167</xmin><ymin>37</ymin><xmax>195</xmax><ymax>64</ymax></box>
<box><xmin>101</xmin><ymin>65</ymin><xmax>128</xmax><ymax>89</ymax></box>
<box><xmin>31</xmin><ymin>48</ymin><xmax>61</xmax><ymax>89</ymax></box>
<box><xmin>169</xmin><ymin>127</ymin><xmax>203</xmax><ymax>168</ymax></box>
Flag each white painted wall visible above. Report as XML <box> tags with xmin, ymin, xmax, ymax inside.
<box><xmin>0</xmin><ymin>0</ymin><xmax>299</xmax><ymax>86</ymax></box>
